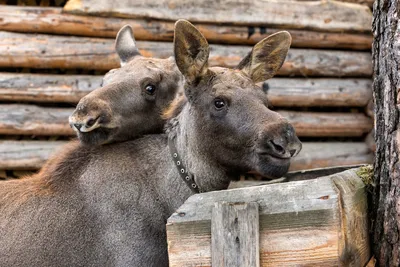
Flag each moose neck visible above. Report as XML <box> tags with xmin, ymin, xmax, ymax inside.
<box><xmin>166</xmin><ymin>106</ymin><xmax>232</xmax><ymax>196</ymax></box>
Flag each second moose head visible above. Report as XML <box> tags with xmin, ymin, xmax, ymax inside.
<box><xmin>69</xmin><ymin>25</ymin><xmax>183</xmax><ymax>145</ymax></box>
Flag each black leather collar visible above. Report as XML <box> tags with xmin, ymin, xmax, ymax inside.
<box><xmin>168</xmin><ymin>137</ymin><xmax>200</xmax><ymax>194</ymax></box>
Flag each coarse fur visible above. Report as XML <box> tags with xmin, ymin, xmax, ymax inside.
<box><xmin>0</xmin><ymin>20</ymin><xmax>302</xmax><ymax>266</ymax></box>
<box><xmin>69</xmin><ymin>25</ymin><xmax>183</xmax><ymax>146</ymax></box>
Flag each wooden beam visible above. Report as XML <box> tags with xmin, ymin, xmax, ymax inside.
<box><xmin>212</xmin><ymin>202</ymin><xmax>260</xmax><ymax>267</ymax></box>
<box><xmin>0</xmin><ymin>6</ymin><xmax>372</xmax><ymax>50</ymax></box>
<box><xmin>289</xmin><ymin>142</ymin><xmax>373</xmax><ymax>171</ymax></box>
<box><xmin>0</xmin><ymin>73</ymin><xmax>372</xmax><ymax>107</ymax></box>
<box><xmin>0</xmin><ymin>140</ymin><xmax>68</xmax><ymax>170</ymax></box>
<box><xmin>0</xmin><ymin>73</ymin><xmax>101</xmax><ymax>103</ymax></box>
<box><xmin>0</xmin><ymin>104</ymin><xmax>372</xmax><ymax>136</ymax></box>
<box><xmin>278</xmin><ymin>111</ymin><xmax>373</xmax><ymax>137</ymax></box>
<box><xmin>0</xmin><ymin>141</ymin><xmax>373</xmax><ymax>171</ymax></box>
<box><xmin>0</xmin><ymin>31</ymin><xmax>373</xmax><ymax>77</ymax></box>
<box><xmin>167</xmin><ymin>168</ymin><xmax>370</xmax><ymax>266</ymax></box>
<box><xmin>0</xmin><ymin>104</ymin><xmax>75</xmax><ymax>136</ymax></box>
<box><xmin>264</xmin><ymin>78</ymin><xmax>372</xmax><ymax>107</ymax></box>
<box><xmin>63</xmin><ymin>0</ymin><xmax>372</xmax><ymax>33</ymax></box>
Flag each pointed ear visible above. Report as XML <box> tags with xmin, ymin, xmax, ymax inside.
<box><xmin>115</xmin><ymin>25</ymin><xmax>141</xmax><ymax>66</ymax></box>
<box><xmin>174</xmin><ymin>19</ymin><xmax>209</xmax><ymax>83</ymax></box>
<box><xmin>237</xmin><ymin>31</ymin><xmax>291</xmax><ymax>83</ymax></box>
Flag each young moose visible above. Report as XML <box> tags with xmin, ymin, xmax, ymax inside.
<box><xmin>0</xmin><ymin>20</ymin><xmax>301</xmax><ymax>266</ymax></box>
<box><xmin>69</xmin><ymin>25</ymin><xmax>183</xmax><ymax>145</ymax></box>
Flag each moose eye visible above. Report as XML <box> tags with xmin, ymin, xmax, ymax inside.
<box><xmin>214</xmin><ymin>98</ymin><xmax>226</xmax><ymax>110</ymax></box>
<box><xmin>145</xmin><ymin>84</ymin><xmax>156</xmax><ymax>95</ymax></box>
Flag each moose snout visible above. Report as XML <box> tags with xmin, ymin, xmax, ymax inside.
<box><xmin>70</xmin><ymin>116</ymin><xmax>100</xmax><ymax>133</ymax></box>
<box><xmin>259</xmin><ymin>123</ymin><xmax>302</xmax><ymax>159</ymax></box>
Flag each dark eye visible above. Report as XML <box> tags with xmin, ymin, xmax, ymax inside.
<box><xmin>214</xmin><ymin>98</ymin><xmax>226</xmax><ymax>110</ymax></box>
<box><xmin>145</xmin><ymin>84</ymin><xmax>156</xmax><ymax>95</ymax></box>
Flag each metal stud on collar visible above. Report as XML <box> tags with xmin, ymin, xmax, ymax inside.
<box><xmin>168</xmin><ymin>137</ymin><xmax>200</xmax><ymax>194</ymax></box>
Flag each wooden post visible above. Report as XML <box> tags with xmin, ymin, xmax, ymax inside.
<box><xmin>212</xmin><ymin>202</ymin><xmax>260</xmax><ymax>267</ymax></box>
<box><xmin>371</xmin><ymin>0</ymin><xmax>400</xmax><ymax>265</ymax></box>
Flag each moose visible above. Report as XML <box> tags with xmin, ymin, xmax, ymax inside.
<box><xmin>69</xmin><ymin>25</ymin><xmax>183</xmax><ymax>145</ymax></box>
<box><xmin>0</xmin><ymin>20</ymin><xmax>301</xmax><ymax>266</ymax></box>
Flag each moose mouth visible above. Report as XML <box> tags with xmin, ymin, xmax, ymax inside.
<box><xmin>76</xmin><ymin>127</ymin><xmax>114</xmax><ymax>146</ymax></box>
<box><xmin>250</xmin><ymin>152</ymin><xmax>291</xmax><ymax>179</ymax></box>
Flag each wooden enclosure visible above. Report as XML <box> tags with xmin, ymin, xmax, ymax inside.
<box><xmin>167</xmin><ymin>167</ymin><xmax>371</xmax><ymax>266</ymax></box>
<box><xmin>0</xmin><ymin>0</ymin><xmax>374</xmax><ymax>179</ymax></box>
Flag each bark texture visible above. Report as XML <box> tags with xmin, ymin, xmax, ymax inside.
<box><xmin>372</xmin><ymin>0</ymin><xmax>400</xmax><ymax>265</ymax></box>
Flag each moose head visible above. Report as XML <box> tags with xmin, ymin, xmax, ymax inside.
<box><xmin>171</xmin><ymin>20</ymin><xmax>302</xmax><ymax>180</ymax></box>
<box><xmin>69</xmin><ymin>25</ymin><xmax>183</xmax><ymax>145</ymax></box>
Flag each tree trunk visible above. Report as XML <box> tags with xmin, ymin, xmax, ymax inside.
<box><xmin>372</xmin><ymin>0</ymin><xmax>400</xmax><ymax>266</ymax></box>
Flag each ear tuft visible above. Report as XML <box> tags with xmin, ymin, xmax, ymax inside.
<box><xmin>237</xmin><ymin>31</ymin><xmax>291</xmax><ymax>83</ymax></box>
<box><xmin>174</xmin><ymin>19</ymin><xmax>209</xmax><ymax>83</ymax></box>
<box><xmin>115</xmin><ymin>25</ymin><xmax>141</xmax><ymax>66</ymax></box>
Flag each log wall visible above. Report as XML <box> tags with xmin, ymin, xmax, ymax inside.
<box><xmin>0</xmin><ymin>0</ymin><xmax>375</xmax><ymax>173</ymax></box>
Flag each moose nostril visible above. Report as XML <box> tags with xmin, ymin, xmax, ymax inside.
<box><xmin>289</xmin><ymin>149</ymin><xmax>297</xmax><ymax>157</ymax></box>
<box><xmin>86</xmin><ymin>118</ymin><xmax>97</xmax><ymax>127</ymax></box>
<box><xmin>74</xmin><ymin>123</ymin><xmax>83</xmax><ymax>131</ymax></box>
<box><xmin>269</xmin><ymin>140</ymin><xmax>285</xmax><ymax>154</ymax></box>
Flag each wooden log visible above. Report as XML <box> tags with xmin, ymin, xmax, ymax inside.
<box><xmin>0</xmin><ymin>73</ymin><xmax>372</xmax><ymax>107</ymax></box>
<box><xmin>0</xmin><ymin>104</ymin><xmax>373</xmax><ymax>136</ymax></box>
<box><xmin>211</xmin><ymin>202</ymin><xmax>259</xmax><ymax>267</ymax></box>
<box><xmin>63</xmin><ymin>0</ymin><xmax>372</xmax><ymax>33</ymax></box>
<box><xmin>278</xmin><ymin>111</ymin><xmax>373</xmax><ymax>137</ymax></box>
<box><xmin>0</xmin><ymin>104</ymin><xmax>75</xmax><ymax>136</ymax></box>
<box><xmin>0</xmin><ymin>73</ymin><xmax>102</xmax><ymax>103</ymax></box>
<box><xmin>290</xmin><ymin>142</ymin><xmax>374</xmax><ymax>171</ymax></box>
<box><xmin>263</xmin><ymin>78</ymin><xmax>372</xmax><ymax>107</ymax></box>
<box><xmin>295</xmin><ymin>0</ymin><xmax>374</xmax><ymax>8</ymax></box>
<box><xmin>0</xmin><ymin>140</ymin><xmax>68</xmax><ymax>170</ymax></box>
<box><xmin>0</xmin><ymin>31</ymin><xmax>373</xmax><ymax>77</ymax></box>
<box><xmin>167</xmin><ymin>168</ymin><xmax>370</xmax><ymax>266</ymax></box>
<box><xmin>0</xmin><ymin>6</ymin><xmax>372</xmax><ymax>50</ymax></box>
<box><xmin>0</xmin><ymin>141</ymin><xmax>373</xmax><ymax>171</ymax></box>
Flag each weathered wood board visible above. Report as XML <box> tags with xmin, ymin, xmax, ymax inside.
<box><xmin>0</xmin><ymin>31</ymin><xmax>373</xmax><ymax>77</ymax></box>
<box><xmin>63</xmin><ymin>0</ymin><xmax>372</xmax><ymax>33</ymax></box>
<box><xmin>0</xmin><ymin>141</ymin><xmax>373</xmax><ymax>171</ymax></box>
<box><xmin>0</xmin><ymin>104</ymin><xmax>372</xmax><ymax>136</ymax></box>
<box><xmin>167</xmin><ymin>168</ymin><xmax>370</xmax><ymax>266</ymax></box>
<box><xmin>0</xmin><ymin>73</ymin><xmax>372</xmax><ymax>107</ymax></box>
<box><xmin>0</xmin><ymin>73</ymin><xmax>101</xmax><ymax>103</ymax></box>
<box><xmin>0</xmin><ymin>140</ymin><xmax>68</xmax><ymax>170</ymax></box>
<box><xmin>289</xmin><ymin>142</ymin><xmax>374</xmax><ymax>171</ymax></box>
<box><xmin>0</xmin><ymin>6</ymin><xmax>373</xmax><ymax>50</ymax></box>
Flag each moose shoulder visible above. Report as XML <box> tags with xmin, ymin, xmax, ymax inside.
<box><xmin>69</xmin><ymin>25</ymin><xmax>183</xmax><ymax>146</ymax></box>
<box><xmin>0</xmin><ymin>20</ymin><xmax>301</xmax><ymax>266</ymax></box>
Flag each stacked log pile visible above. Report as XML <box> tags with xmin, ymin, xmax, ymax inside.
<box><xmin>0</xmin><ymin>0</ymin><xmax>374</xmax><ymax>179</ymax></box>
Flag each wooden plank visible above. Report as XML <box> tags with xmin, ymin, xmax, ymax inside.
<box><xmin>0</xmin><ymin>104</ymin><xmax>372</xmax><ymax>136</ymax></box>
<box><xmin>295</xmin><ymin>0</ymin><xmax>374</xmax><ymax>8</ymax></box>
<box><xmin>0</xmin><ymin>141</ymin><xmax>373</xmax><ymax>171</ymax></box>
<box><xmin>263</xmin><ymin>78</ymin><xmax>372</xmax><ymax>107</ymax></box>
<box><xmin>63</xmin><ymin>0</ymin><xmax>372</xmax><ymax>33</ymax></box>
<box><xmin>0</xmin><ymin>140</ymin><xmax>68</xmax><ymax>170</ymax></box>
<box><xmin>279</xmin><ymin>111</ymin><xmax>373</xmax><ymax>137</ymax></box>
<box><xmin>290</xmin><ymin>142</ymin><xmax>373</xmax><ymax>171</ymax></box>
<box><xmin>0</xmin><ymin>104</ymin><xmax>74</xmax><ymax>136</ymax></box>
<box><xmin>0</xmin><ymin>6</ymin><xmax>372</xmax><ymax>50</ymax></box>
<box><xmin>167</xmin><ymin>168</ymin><xmax>370</xmax><ymax>266</ymax></box>
<box><xmin>0</xmin><ymin>73</ymin><xmax>372</xmax><ymax>106</ymax></box>
<box><xmin>0</xmin><ymin>31</ymin><xmax>373</xmax><ymax>77</ymax></box>
<box><xmin>0</xmin><ymin>73</ymin><xmax>101</xmax><ymax>103</ymax></box>
<box><xmin>211</xmin><ymin>202</ymin><xmax>259</xmax><ymax>267</ymax></box>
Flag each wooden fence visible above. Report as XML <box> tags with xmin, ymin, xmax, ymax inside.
<box><xmin>0</xmin><ymin>0</ymin><xmax>374</xmax><ymax>179</ymax></box>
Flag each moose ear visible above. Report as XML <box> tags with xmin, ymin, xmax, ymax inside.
<box><xmin>115</xmin><ymin>25</ymin><xmax>141</xmax><ymax>66</ymax></box>
<box><xmin>174</xmin><ymin>19</ymin><xmax>209</xmax><ymax>83</ymax></box>
<box><xmin>237</xmin><ymin>31</ymin><xmax>291</xmax><ymax>83</ymax></box>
